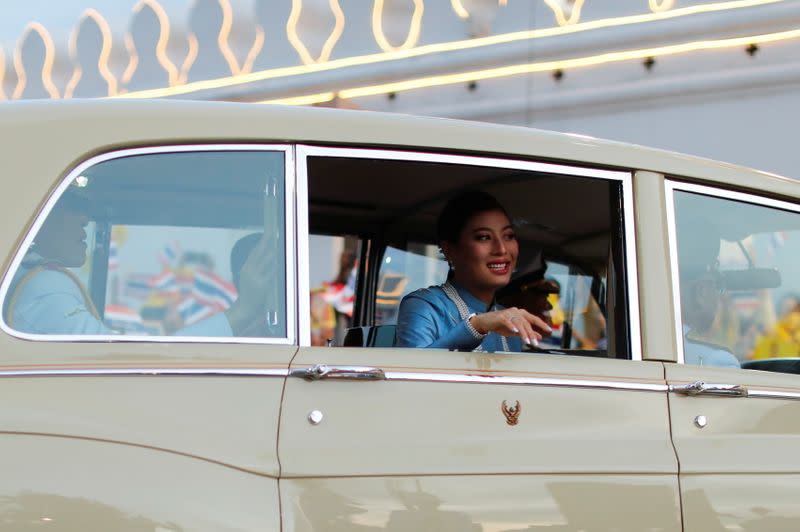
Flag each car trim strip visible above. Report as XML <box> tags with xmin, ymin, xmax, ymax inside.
<box><xmin>7</xmin><ymin>367</ymin><xmax>800</xmax><ymax>400</ymax></box>
<box><xmin>383</xmin><ymin>371</ymin><xmax>668</xmax><ymax>391</ymax></box>
<box><xmin>663</xmin><ymin>180</ymin><xmax>685</xmax><ymax>364</ymax></box>
<box><xmin>621</xmin><ymin>168</ymin><xmax>642</xmax><ymax>362</ymax></box>
<box><xmin>296</xmin><ymin>145</ymin><xmax>630</xmax><ymax>181</ymax></box>
<box><xmin>0</xmin><ymin>366</ymin><xmax>664</xmax><ymax>392</ymax></box>
<box><xmin>294</xmin><ymin>145</ymin><xmax>642</xmax><ymax>361</ymax></box>
<box><xmin>0</xmin><ymin>144</ymin><xmax>297</xmax><ymax>346</ymax></box>
<box><xmin>745</xmin><ymin>389</ymin><xmax>800</xmax><ymax>401</ymax></box>
<box><xmin>294</xmin><ymin>145</ymin><xmax>311</xmax><ymax>347</ymax></box>
<box><xmin>664</xmin><ymin>180</ymin><xmax>800</xmax><ymax>365</ymax></box>
<box><xmin>0</xmin><ymin>368</ymin><xmax>290</xmax><ymax>378</ymax></box>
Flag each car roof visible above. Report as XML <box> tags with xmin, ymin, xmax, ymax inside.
<box><xmin>0</xmin><ymin>98</ymin><xmax>797</xmax><ymax>200</ymax></box>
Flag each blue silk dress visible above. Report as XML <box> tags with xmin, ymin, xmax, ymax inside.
<box><xmin>396</xmin><ymin>281</ymin><xmax>523</xmax><ymax>352</ymax></box>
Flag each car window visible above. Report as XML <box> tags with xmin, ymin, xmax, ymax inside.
<box><xmin>304</xmin><ymin>150</ymin><xmax>634</xmax><ymax>358</ymax></box>
<box><xmin>672</xmin><ymin>188</ymin><xmax>800</xmax><ymax>372</ymax></box>
<box><xmin>2</xmin><ymin>148</ymin><xmax>288</xmax><ymax>340</ymax></box>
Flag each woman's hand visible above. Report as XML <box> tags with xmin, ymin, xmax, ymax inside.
<box><xmin>470</xmin><ymin>307</ymin><xmax>552</xmax><ymax>346</ymax></box>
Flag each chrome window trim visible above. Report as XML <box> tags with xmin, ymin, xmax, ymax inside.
<box><xmin>664</xmin><ymin>181</ymin><xmax>685</xmax><ymax>364</ymax></box>
<box><xmin>0</xmin><ymin>144</ymin><xmax>296</xmax><ymax>345</ymax></box>
<box><xmin>295</xmin><ymin>145</ymin><xmax>311</xmax><ymax>347</ymax></box>
<box><xmin>0</xmin><ymin>368</ymin><xmax>290</xmax><ymax>378</ymax></box>
<box><xmin>665</xmin><ymin>180</ymin><xmax>800</xmax><ymax>365</ymax></box>
<box><xmin>621</xmin><ymin>169</ymin><xmax>642</xmax><ymax>361</ymax></box>
<box><xmin>284</xmin><ymin>146</ymin><xmax>298</xmax><ymax>345</ymax></box>
<box><xmin>295</xmin><ymin>145</ymin><xmax>642</xmax><ymax>361</ymax></box>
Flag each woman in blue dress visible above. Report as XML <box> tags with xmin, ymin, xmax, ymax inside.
<box><xmin>396</xmin><ymin>190</ymin><xmax>551</xmax><ymax>352</ymax></box>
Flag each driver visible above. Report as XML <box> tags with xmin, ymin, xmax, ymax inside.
<box><xmin>677</xmin><ymin>217</ymin><xmax>740</xmax><ymax>368</ymax></box>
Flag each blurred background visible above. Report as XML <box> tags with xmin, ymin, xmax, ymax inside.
<box><xmin>2</xmin><ymin>0</ymin><xmax>798</xmax><ymax>175</ymax></box>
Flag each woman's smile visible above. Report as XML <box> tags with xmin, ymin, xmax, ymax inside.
<box><xmin>487</xmin><ymin>260</ymin><xmax>511</xmax><ymax>275</ymax></box>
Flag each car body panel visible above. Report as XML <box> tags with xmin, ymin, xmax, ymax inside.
<box><xmin>666</xmin><ymin>363</ymin><xmax>800</xmax><ymax>530</ymax></box>
<box><xmin>634</xmin><ymin>170</ymin><xmax>679</xmax><ymax>362</ymax></box>
<box><xmin>281</xmin><ymin>475</ymin><xmax>682</xmax><ymax>532</ymax></box>
<box><xmin>0</xmin><ymin>433</ymin><xmax>281</xmax><ymax>531</ymax></box>
<box><xmin>680</xmin><ymin>475</ymin><xmax>800</xmax><ymax>530</ymax></box>
<box><xmin>279</xmin><ymin>347</ymin><xmax>681</xmax><ymax>527</ymax></box>
<box><xmin>0</xmin><ymin>342</ymin><xmax>295</xmax><ymax>528</ymax></box>
<box><xmin>0</xmin><ymin>370</ymin><xmax>289</xmax><ymax>475</ymax></box>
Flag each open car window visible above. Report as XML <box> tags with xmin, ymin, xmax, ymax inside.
<box><xmin>303</xmin><ymin>147</ymin><xmax>636</xmax><ymax>359</ymax></box>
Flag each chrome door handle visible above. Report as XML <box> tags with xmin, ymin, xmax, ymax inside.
<box><xmin>290</xmin><ymin>364</ymin><xmax>386</xmax><ymax>381</ymax></box>
<box><xmin>669</xmin><ymin>381</ymin><xmax>748</xmax><ymax>397</ymax></box>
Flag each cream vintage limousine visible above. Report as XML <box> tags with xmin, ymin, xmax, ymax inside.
<box><xmin>2</xmin><ymin>99</ymin><xmax>800</xmax><ymax>531</ymax></box>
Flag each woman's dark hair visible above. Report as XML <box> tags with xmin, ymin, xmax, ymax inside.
<box><xmin>437</xmin><ymin>189</ymin><xmax>510</xmax><ymax>244</ymax></box>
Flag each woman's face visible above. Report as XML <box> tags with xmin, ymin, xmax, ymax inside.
<box><xmin>444</xmin><ymin>209</ymin><xmax>518</xmax><ymax>301</ymax></box>
<box><xmin>34</xmin><ymin>205</ymin><xmax>89</xmax><ymax>268</ymax></box>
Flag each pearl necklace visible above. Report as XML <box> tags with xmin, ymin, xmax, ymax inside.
<box><xmin>441</xmin><ymin>282</ymin><xmax>509</xmax><ymax>352</ymax></box>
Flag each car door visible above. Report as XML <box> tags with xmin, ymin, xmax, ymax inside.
<box><xmin>0</xmin><ymin>145</ymin><xmax>296</xmax><ymax>530</ymax></box>
<box><xmin>281</xmin><ymin>349</ymin><xmax>678</xmax><ymax>531</ymax></box>
<box><xmin>664</xmin><ymin>181</ymin><xmax>800</xmax><ymax>530</ymax></box>
<box><xmin>278</xmin><ymin>146</ymin><xmax>682</xmax><ymax>531</ymax></box>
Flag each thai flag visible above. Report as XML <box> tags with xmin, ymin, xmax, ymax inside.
<box><xmin>104</xmin><ymin>304</ymin><xmax>146</xmax><ymax>334</ymax></box>
<box><xmin>108</xmin><ymin>240</ymin><xmax>119</xmax><ymax>271</ymax></box>
<box><xmin>124</xmin><ymin>273</ymin><xmax>152</xmax><ymax>300</ymax></box>
<box><xmin>149</xmin><ymin>270</ymin><xmax>177</xmax><ymax>292</ymax></box>
<box><xmin>175</xmin><ymin>269</ymin><xmax>194</xmax><ymax>296</ymax></box>
<box><xmin>192</xmin><ymin>270</ymin><xmax>238</xmax><ymax>309</ymax></box>
<box><xmin>159</xmin><ymin>241</ymin><xmax>181</xmax><ymax>268</ymax></box>
<box><xmin>177</xmin><ymin>296</ymin><xmax>218</xmax><ymax>325</ymax></box>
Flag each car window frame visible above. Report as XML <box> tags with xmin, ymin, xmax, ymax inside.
<box><xmin>295</xmin><ymin>144</ymin><xmax>642</xmax><ymax>360</ymax></box>
<box><xmin>665</xmin><ymin>179</ymin><xmax>800</xmax><ymax>365</ymax></box>
<box><xmin>0</xmin><ymin>143</ymin><xmax>297</xmax><ymax>345</ymax></box>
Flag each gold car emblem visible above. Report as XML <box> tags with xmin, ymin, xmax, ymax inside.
<box><xmin>501</xmin><ymin>400</ymin><xmax>521</xmax><ymax>426</ymax></box>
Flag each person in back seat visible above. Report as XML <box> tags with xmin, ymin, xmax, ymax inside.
<box><xmin>396</xmin><ymin>190</ymin><xmax>551</xmax><ymax>352</ymax></box>
<box><xmin>5</xmin><ymin>184</ymin><xmax>272</xmax><ymax>338</ymax></box>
